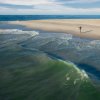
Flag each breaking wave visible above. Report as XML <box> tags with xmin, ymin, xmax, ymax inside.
<box><xmin>0</xmin><ymin>46</ymin><xmax>100</xmax><ymax>100</ymax></box>
<box><xmin>0</xmin><ymin>29</ymin><xmax>39</xmax><ymax>35</ymax></box>
<box><xmin>0</xmin><ymin>29</ymin><xmax>39</xmax><ymax>46</ymax></box>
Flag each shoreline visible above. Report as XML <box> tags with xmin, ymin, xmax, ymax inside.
<box><xmin>7</xmin><ymin>19</ymin><xmax>100</xmax><ymax>39</ymax></box>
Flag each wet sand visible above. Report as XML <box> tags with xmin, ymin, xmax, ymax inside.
<box><xmin>9</xmin><ymin>19</ymin><xmax>100</xmax><ymax>39</ymax></box>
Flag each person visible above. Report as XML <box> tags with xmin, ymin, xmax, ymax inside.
<box><xmin>79</xmin><ymin>26</ymin><xmax>82</xmax><ymax>33</ymax></box>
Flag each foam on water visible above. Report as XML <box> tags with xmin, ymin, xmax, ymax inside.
<box><xmin>26</xmin><ymin>31</ymin><xmax>100</xmax><ymax>50</ymax></box>
<box><xmin>0</xmin><ymin>29</ymin><xmax>39</xmax><ymax>45</ymax></box>
<box><xmin>0</xmin><ymin>29</ymin><xmax>39</xmax><ymax>36</ymax></box>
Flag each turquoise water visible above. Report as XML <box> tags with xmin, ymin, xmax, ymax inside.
<box><xmin>0</xmin><ymin>28</ymin><xmax>100</xmax><ymax>100</ymax></box>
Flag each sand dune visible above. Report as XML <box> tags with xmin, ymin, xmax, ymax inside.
<box><xmin>9</xmin><ymin>19</ymin><xmax>100</xmax><ymax>39</ymax></box>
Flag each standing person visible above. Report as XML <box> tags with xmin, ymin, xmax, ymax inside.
<box><xmin>79</xmin><ymin>26</ymin><xmax>82</xmax><ymax>33</ymax></box>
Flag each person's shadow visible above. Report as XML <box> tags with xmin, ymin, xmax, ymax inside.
<box><xmin>82</xmin><ymin>30</ymin><xmax>93</xmax><ymax>33</ymax></box>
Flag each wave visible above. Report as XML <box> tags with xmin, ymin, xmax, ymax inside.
<box><xmin>1</xmin><ymin>29</ymin><xmax>100</xmax><ymax>51</ymax></box>
<box><xmin>0</xmin><ymin>29</ymin><xmax>39</xmax><ymax>36</ymax></box>
<box><xmin>0</xmin><ymin>48</ymin><xmax>100</xmax><ymax>100</ymax></box>
<box><xmin>20</xmin><ymin>31</ymin><xmax>100</xmax><ymax>51</ymax></box>
<box><xmin>1</xmin><ymin>30</ymin><xmax>100</xmax><ymax>73</ymax></box>
<box><xmin>16</xmin><ymin>31</ymin><xmax>100</xmax><ymax>80</ymax></box>
<box><xmin>89</xmin><ymin>40</ymin><xmax>100</xmax><ymax>48</ymax></box>
<box><xmin>0</xmin><ymin>29</ymin><xmax>39</xmax><ymax>46</ymax></box>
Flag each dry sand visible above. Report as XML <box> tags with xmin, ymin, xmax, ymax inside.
<box><xmin>9</xmin><ymin>19</ymin><xmax>100</xmax><ymax>39</ymax></box>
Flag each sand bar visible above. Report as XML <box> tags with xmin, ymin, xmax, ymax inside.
<box><xmin>9</xmin><ymin>19</ymin><xmax>100</xmax><ymax>39</ymax></box>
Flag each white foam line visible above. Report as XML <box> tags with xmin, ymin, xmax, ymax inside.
<box><xmin>0</xmin><ymin>29</ymin><xmax>39</xmax><ymax>36</ymax></box>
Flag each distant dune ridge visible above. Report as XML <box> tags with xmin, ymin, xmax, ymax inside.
<box><xmin>9</xmin><ymin>19</ymin><xmax>100</xmax><ymax>39</ymax></box>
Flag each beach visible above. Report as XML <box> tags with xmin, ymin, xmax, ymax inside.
<box><xmin>9</xmin><ymin>19</ymin><xmax>100</xmax><ymax>39</ymax></box>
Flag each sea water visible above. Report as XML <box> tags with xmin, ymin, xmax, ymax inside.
<box><xmin>0</xmin><ymin>15</ymin><xmax>100</xmax><ymax>21</ymax></box>
<box><xmin>0</xmin><ymin>18</ymin><xmax>100</xmax><ymax>100</ymax></box>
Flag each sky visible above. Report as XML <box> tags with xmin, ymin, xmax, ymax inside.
<box><xmin>0</xmin><ymin>0</ymin><xmax>100</xmax><ymax>15</ymax></box>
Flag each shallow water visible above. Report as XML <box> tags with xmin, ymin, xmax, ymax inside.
<box><xmin>0</xmin><ymin>26</ymin><xmax>100</xmax><ymax>100</ymax></box>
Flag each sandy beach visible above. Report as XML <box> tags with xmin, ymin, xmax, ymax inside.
<box><xmin>9</xmin><ymin>19</ymin><xmax>100</xmax><ymax>39</ymax></box>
